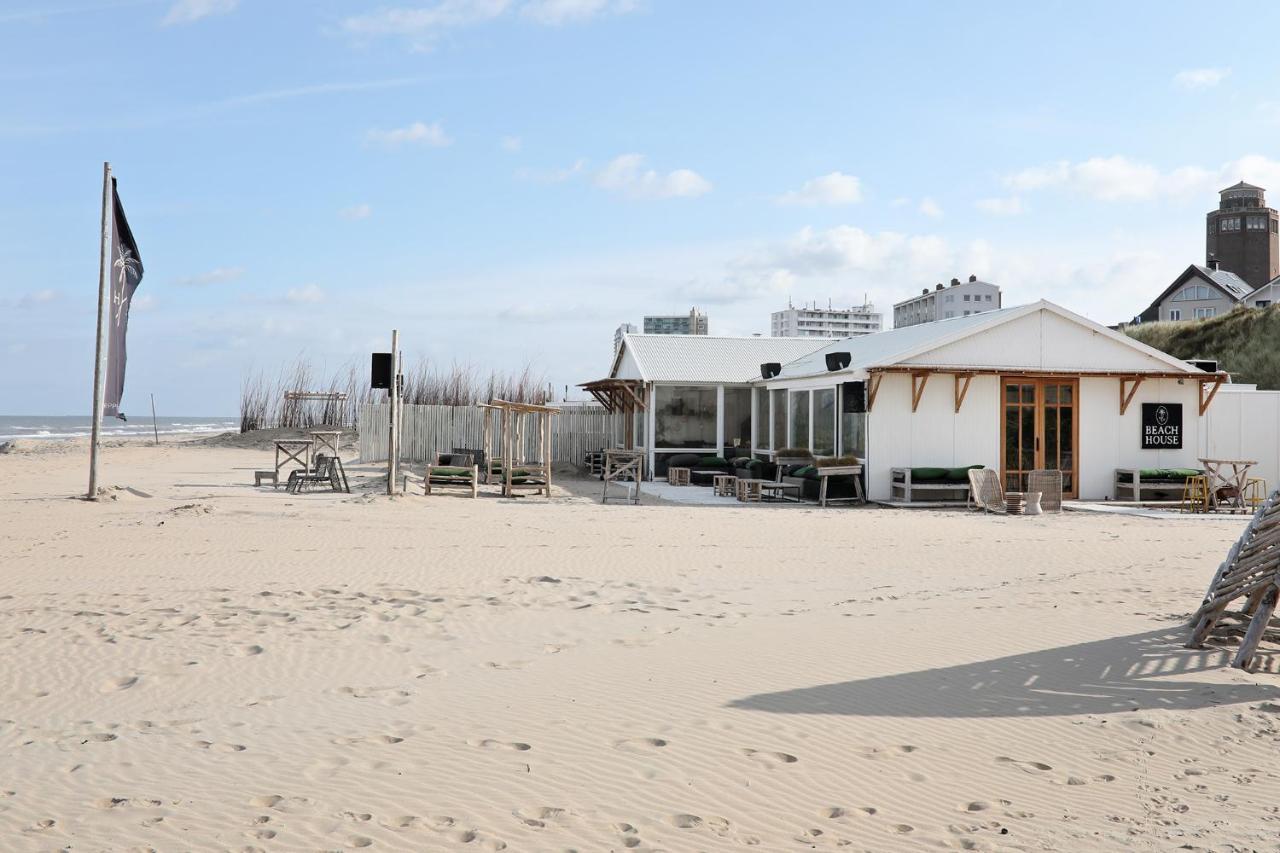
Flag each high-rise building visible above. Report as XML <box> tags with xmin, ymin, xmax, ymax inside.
<box><xmin>893</xmin><ymin>276</ymin><xmax>1001</xmax><ymax>328</ymax></box>
<box><xmin>613</xmin><ymin>323</ymin><xmax>637</xmax><ymax>354</ymax></box>
<box><xmin>1206</xmin><ymin>182</ymin><xmax>1279</xmax><ymax>290</ymax></box>
<box><xmin>770</xmin><ymin>302</ymin><xmax>882</xmax><ymax>337</ymax></box>
<box><xmin>643</xmin><ymin>308</ymin><xmax>708</xmax><ymax>335</ymax></box>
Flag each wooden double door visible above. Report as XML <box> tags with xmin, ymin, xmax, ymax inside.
<box><xmin>1001</xmin><ymin>377</ymin><xmax>1078</xmax><ymax>498</ymax></box>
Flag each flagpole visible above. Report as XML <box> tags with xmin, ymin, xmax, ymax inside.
<box><xmin>87</xmin><ymin>162</ymin><xmax>112</xmax><ymax>500</ymax></box>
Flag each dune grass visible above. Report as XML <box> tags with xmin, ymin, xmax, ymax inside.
<box><xmin>1125</xmin><ymin>305</ymin><xmax>1280</xmax><ymax>390</ymax></box>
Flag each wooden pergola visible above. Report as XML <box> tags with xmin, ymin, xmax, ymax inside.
<box><xmin>863</xmin><ymin>366</ymin><xmax>1228</xmax><ymax>416</ymax></box>
<box><xmin>579</xmin><ymin>378</ymin><xmax>646</xmax><ymax>448</ymax></box>
<box><xmin>481</xmin><ymin>399</ymin><xmax>560</xmax><ymax>498</ymax></box>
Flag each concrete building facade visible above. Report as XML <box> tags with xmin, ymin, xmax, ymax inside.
<box><xmin>644</xmin><ymin>308</ymin><xmax>708</xmax><ymax>335</ymax></box>
<box><xmin>770</xmin><ymin>302</ymin><xmax>882</xmax><ymax>338</ymax></box>
<box><xmin>892</xmin><ymin>276</ymin><xmax>1001</xmax><ymax>328</ymax></box>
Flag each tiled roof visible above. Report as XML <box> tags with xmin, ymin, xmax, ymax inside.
<box><xmin>617</xmin><ymin>334</ymin><xmax>834</xmax><ymax>383</ymax></box>
<box><xmin>1195</xmin><ymin>265</ymin><xmax>1251</xmax><ymax>299</ymax></box>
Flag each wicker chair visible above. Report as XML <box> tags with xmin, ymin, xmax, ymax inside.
<box><xmin>1028</xmin><ymin>469</ymin><xmax>1063</xmax><ymax>513</ymax></box>
<box><xmin>968</xmin><ymin>468</ymin><xmax>1005</xmax><ymax>513</ymax></box>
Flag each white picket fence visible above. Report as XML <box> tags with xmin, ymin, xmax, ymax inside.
<box><xmin>358</xmin><ymin>402</ymin><xmax>621</xmax><ymax>465</ymax></box>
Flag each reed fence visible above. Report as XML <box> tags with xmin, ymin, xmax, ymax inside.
<box><xmin>358</xmin><ymin>402</ymin><xmax>621</xmax><ymax>465</ymax></box>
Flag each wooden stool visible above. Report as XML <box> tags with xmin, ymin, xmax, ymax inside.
<box><xmin>667</xmin><ymin>466</ymin><xmax>691</xmax><ymax>486</ymax></box>
<box><xmin>713</xmin><ymin>474</ymin><xmax>737</xmax><ymax>497</ymax></box>
<box><xmin>1181</xmin><ymin>475</ymin><xmax>1210</xmax><ymax>513</ymax></box>
<box><xmin>1245</xmin><ymin>477</ymin><xmax>1268</xmax><ymax>510</ymax></box>
<box><xmin>254</xmin><ymin>470</ymin><xmax>278</xmax><ymax>488</ymax></box>
<box><xmin>736</xmin><ymin>478</ymin><xmax>764</xmax><ymax>502</ymax></box>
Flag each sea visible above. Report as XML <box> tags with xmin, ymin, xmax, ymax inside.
<box><xmin>0</xmin><ymin>415</ymin><xmax>238</xmax><ymax>443</ymax></box>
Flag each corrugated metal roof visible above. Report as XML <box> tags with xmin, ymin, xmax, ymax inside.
<box><xmin>617</xmin><ymin>334</ymin><xmax>834</xmax><ymax>383</ymax></box>
<box><xmin>775</xmin><ymin>308</ymin><xmax>1015</xmax><ymax>380</ymax></box>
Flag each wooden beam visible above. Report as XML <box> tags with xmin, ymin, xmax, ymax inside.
<box><xmin>619</xmin><ymin>382</ymin><xmax>646</xmax><ymax>411</ymax></box>
<box><xmin>953</xmin><ymin>373</ymin><xmax>973</xmax><ymax>414</ymax></box>
<box><xmin>1200</xmin><ymin>375</ymin><xmax>1224</xmax><ymax>416</ymax></box>
<box><xmin>910</xmin><ymin>372</ymin><xmax>930</xmax><ymax>413</ymax></box>
<box><xmin>866</xmin><ymin>374</ymin><xmax>883</xmax><ymax>412</ymax></box>
<box><xmin>1119</xmin><ymin>376</ymin><xmax>1143</xmax><ymax>415</ymax></box>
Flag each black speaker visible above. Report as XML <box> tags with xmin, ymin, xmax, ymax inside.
<box><xmin>842</xmin><ymin>380</ymin><xmax>866</xmax><ymax>413</ymax></box>
<box><xmin>760</xmin><ymin>362</ymin><xmax>781</xmax><ymax>380</ymax></box>
<box><xmin>825</xmin><ymin>351</ymin><xmax>851</xmax><ymax>372</ymax></box>
<box><xmin>371</xmin><ymin>353</ymin><xmax>393</xmax><ymax>389</ymax></box>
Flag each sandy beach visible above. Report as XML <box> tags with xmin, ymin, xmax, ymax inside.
<box><xmin>3</xmin><ymin>440</ymin><xmax>1279</xmax><ymax>851</ymax></box>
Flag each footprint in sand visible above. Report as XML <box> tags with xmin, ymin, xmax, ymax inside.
<box><xmin>234</xmin><ymin>645</ymin><xmax>264</xmax><ymax>657</ymax></box>
<box><xmin>995</xmin><ymin>756</ymin><xmax>1052</xmax><ymax>774</ymax></box>
<box><xmin>742</xmin><ymin>748</ymin><xmax>798</xmax><ymax>765</ymax></box>
<box><xmin>820</xmin><ymin>806</ymin><xmax>877</xmax><ymax>819</ymax></box>
<box><xmin>470</xmin><ymin>738</ymin><xmax>531</xmax><ymax>751</ymax></box>
<box><xmin>614</xmin><ymin>737</ymin><xmax>668</xmax><ymax>752</ymax></box>
<box><xmin>99</xmin><ymin>676</ymin><xmax>138</xmax><ymax>693</ymax></box>
<box><xmin>514</xmin><ymin>806</ymin><xmax>568</xmax><ymax>828</ymax></box>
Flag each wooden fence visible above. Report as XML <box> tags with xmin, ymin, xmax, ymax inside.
<box><xmin>358</xmin><ymin>402</ymin><xmax>621</xmax><ymax>465</ymax></box>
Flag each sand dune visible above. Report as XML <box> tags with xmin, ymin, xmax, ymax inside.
<box><xmin>2</xmin><ymin>440</ymin><xmax>1278</xmax><ymax>850</ymax></box>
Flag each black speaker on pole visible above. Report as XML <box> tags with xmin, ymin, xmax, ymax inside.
<box><xmin>825</xmin><ymin>351</ymin><xmax>851</xmax><ymax>372</ymax></box>
<box><xmin>371</xmin><ymin>353</ymin><xmax>393</xmax><ymax>389</ymax></box>
<box><xmin>760</xmin><ymin>362</ymin><xmax>782</xmax><ymax>380</ymax></box>
<box><xmin>842</xmin><ymin>380</ymin><xmax>866</xmax><ymax>413</ymax></box>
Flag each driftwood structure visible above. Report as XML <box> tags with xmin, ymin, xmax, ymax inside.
<box><xmin>1187</xmin><ymin>487</ymin><xmax>1280</xmax><ymax>669</ymax></box>
<box><xmin>481</xmin><ymin>400</ymin><xmax>559</xmax><ymax>498</ymax></box>
<box><xmin>602</xmin><ymin>449</ymin><xmax>644</xmax><ymax>504</ymax></box>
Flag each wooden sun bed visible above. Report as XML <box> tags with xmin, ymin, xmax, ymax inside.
<box><xmin>424</xmin><ymin>453</ymin><xmax>479</xmax><ymax>498</ymax></box>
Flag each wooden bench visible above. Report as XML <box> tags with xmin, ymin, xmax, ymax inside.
<box><xmin>890</xmin><ymin>468</ymin><xmax>972</xmax><ymax>503</ymax></box>
<box><xmin>1114</xmin><ymin>468</ymin><xmax>1200</xmax><ymax>502</ymax></box>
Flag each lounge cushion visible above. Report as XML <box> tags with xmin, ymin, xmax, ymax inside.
<box><xmin>793</xmin><ymin>465</ymin><xmax>817</xmax><ymax>477</ymax></box>
<box><xmin>1118</xmin><ymin>468</ymin><xmax>1202</xmax><ymax>482</ymax></box>
<box><xmin>429</xmin><ymin>466</ymin><xmax>473</xmax><ymax>478</ymax></box>
<box><xmin>911</xmin><ymin>467</ymin><xmax>949</xmax><ymax>481</ymax></box>
<box><xmin>666</xmin><ymin>453</ymin><xmax>703</xmax><ymax>468</ymax></box>
<box><xmin>946</xmin><ymin>465</ymin><xmax>984</xmax><ymax>481</ymax></box>
<box><xmin>697</xmin><ymin>456</ymin><xmax>730</xmax><ymax>467</ymax></box>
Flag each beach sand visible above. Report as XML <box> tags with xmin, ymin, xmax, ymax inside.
<box><xmin>2</xmin><ymin>439</ymin><xmax>1279</xmax><ymax>851</ymax></box>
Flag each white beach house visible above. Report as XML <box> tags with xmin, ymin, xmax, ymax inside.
<box><xmin>583</xmin><ymin>300</ymin><xmax>1269</xmax><ymax>501</ymax></box>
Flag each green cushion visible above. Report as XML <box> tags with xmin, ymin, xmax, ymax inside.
<box><xmin>911</xmin><ymin>467</ymin><xmax>949</xmax><ymax>481</ymax></box>
<box><xmin>697</xmin><ymin>456</ymin><xmax>729</xmax><ymax>467</ymax></box>
<box><xmin>793</xmin><ymin>465</ymin><xmax>816</xmax><ymax>477</ymax></box>
<box><xmin>429</xmin><ymin>466</ymin><xmax>473</xmax><ymax>478</ymax></box>
<box><xmin>946</xmin><ymin>465</ymin><xmax>984</xmax><ymax>481</ymax></box>
<box><xmin>1139</xmin><ymin>467</ymin><xmax>1201</xmax><ymax>479</ymax></box>
<box><xmin>738</xmin><ymin>459</ymin><xmax>762</xmax><ymax>469</ymax></box>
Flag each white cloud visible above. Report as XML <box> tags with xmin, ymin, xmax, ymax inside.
<box><xmin>1003</xmin><ymin>154</ymin><xmax>1280</xmax><ymax>202</ymax></box>
<box><xmin>777</xmin><ymin>171</ymin><xmax>862</xmax><ymax>206</ymax></box>
<box><xmin>500</xmin><ymin>135</ymin><xmax>522</xmax><ymax>152</ymax></box>
<box><xmin>342</xmin><ymin>0</ymin><xmax>510</xmax><ymax>38</ymax></box>
<box><xmin>516</xmin><ymin>158</ymin><xmax>586</xmax><ymax>183</ymax></box>
<box><xmin>1174</xmin><ymin>67</ymin><xmax>1230</xmax><ymax>91</ymax></box>
<box><xmin>286</xmin><ymin>284</ymin><xmax>325</xmax><ymax>304</ymax></box>
<box><xmin>13</xmin><ymin>288</ymin><xmax>58</xmax><ymax>308</ymax></box>
<box><xmin>521</xmin><ymin>0</ymin><xmax>636</xmax><ymax>25</ymax></box>
<box><xmin>131</xmin><ymin>294</ymin><xmax>157</xmax><ymax>311</ymax></box>
<box><xmin>594</xmin><ymin>154</ymin><xmax>710</xmax><ymax>200</ymax></box>
<box><xmin>173</xmin><ymin>266</ymin><xmax>245</xmax><ymax>286</ymax></box>
<box><xmin>918</xmin><ymin>197</ymin><xmax>943</xmax><ymax>218</ymax></box>
<box><xmin>365</xmin><ymin>121</ymin><xmax>451</xmax><ymax>148</ymax></box>
<box><xmin>975</xmin><ymin>196</ymin><xmax>1025</xmax><ymax>216</ymax></box>
<box><xmin>339</xmin><ymin>203</ymin><xmax>373</xmax><ymax>220</ymax></box>
<box><xmin>162</xmin><ymin>0</ymin><xmax>237</xmax><ymax>26</ymax></box>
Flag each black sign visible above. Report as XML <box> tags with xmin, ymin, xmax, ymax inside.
<box><xmin>1142</xmin><ymin>403</ymin><xmax>1182</xmax><ymax>449</ymax></box>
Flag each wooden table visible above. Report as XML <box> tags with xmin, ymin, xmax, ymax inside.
<box><xmin>601</xmin><ymin>449</ymin><xmax>644</xmax><ymax>505</ymax></box>
<box><xmin>712</xmin><ymin>474</ymin><xmax>737</xmax><ymax>497</ymax></box>
<box><xmin>1200</xmin><ymin>458</ymin><xmax>1258</xmax><ymax>513</ymax></box>
<box><xmin>275</xmin><ymin>439</ymin><xmax>313</xmax><ymax>476</ymax></box>
<box><xmin>761</xmin><ymin>481</ymin><xmax>802</xmax><ymax>503</ymax></box>
<box><xmin>736</xmin><ymin>478</ymin><xmax>765</xmax><ymax>502</ymax></box>
<box><xmin>815</xmin><ymin>464</ymin><xmax>865</xmax><ymax>507</ymax></box>
<box><xmin>667</xmin><ymin>466</ymin><xmax>691</xmax><ymax>486</ymax></box>
<box><xmin>310</xmin><ymin>430</ymin><xmax>342</xmax><ymax>459</ymax></box>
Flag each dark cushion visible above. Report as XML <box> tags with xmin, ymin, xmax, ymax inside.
<box><xmin>697</xmin><ymin>456</ymin><xmax>730</xmax><ymax>467</ymax></box>
<box><xmin>911</xmin><ymin>467</ymin><xmax>949</xmax><ymax>481</ymax></box>
<box><xmin>429</xmin><ymin>466</ymin><xmax>473</xmax><ymax>478</ymax></box>
<box><xmin>793</xmin><ymin>465</ymin><xmax>816</xmax><ymax>477</ymax></box>
<box><xmin>666</xmin><ymin>453</ymin><xmax>702</xmax><ymax>468</ymax></box>
<box><xmin>946</xmin><ymin>465</ymin><xmax>983</xmax><ymax>482</ymax></box>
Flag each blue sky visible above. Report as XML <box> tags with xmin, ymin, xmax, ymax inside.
<box><xmin>3</xmin><ymin>0</ymin><xmax>1280</xmax><ymax>414</ymax></box>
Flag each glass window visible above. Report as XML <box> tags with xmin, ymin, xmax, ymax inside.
<box><xmin>813</xmin><ymin>389</ymin><xmax>836</xmax><ymax>456</ymax></box>
<box><xmin>1257</xmin><ymin>300</ymin><xmax>1272</xmax><ymax>308</ymax></box>
<box><xmin>963</xmin><ymin>294</ymin><xmax>971</xmax><ymax>302</ymax></box>
<box><xmin>789</xmin><ymin>390</ymin><xmax>810</xmax><ymax>451</ymax></box>
<box><xmin>754</xmin><ymin>389</ymin><xmax>769</xmax><ymax>450</ymax></box>
<box><xmin>722</xmin><ymin>388</ymin><xmax>751</xmax><ymax>454</ymax></box>
<box><xmin>841</xmin><ymin>410</ymin><xmax>866</xmax><ymax>457</ymax></box>
<box><xmin>1168</xmin><ymin>308</ymin><xmax>1181</xmax><ymax>321</ymax></box>
<box><xmin>654</xmin><ymin>385</ymin><xmax>716</xmax><ymax>448</ymax></box>
<box><xmin>770</xmin><ymin>389</ymin><xmax>786</xmax><ymax>450</ymax></box>
<box><xmin>1194</xmin><ymin>307</ymin><xmax>1216</xmax><ymax>319</ymax></box>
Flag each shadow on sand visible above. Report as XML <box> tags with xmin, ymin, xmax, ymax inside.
<box><xmin>728</xmin><ymin>629</ymin><xmax>1280</xmax><ymax>718</ymax></box>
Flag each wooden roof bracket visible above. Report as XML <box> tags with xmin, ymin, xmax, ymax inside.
<box><xmin>910</xmin><ymin>371</ymin><xmax>931</xmax><ymax>413</ymax></box>
<box><xmin>954</xmin><ymin>373</ymin><xmax>973</xmax><ymax>414</ymax></box>
<box><xmin>1200</xmin><ymin>375</ymin><xmax>1225</xmax><ymax>416</ymax></box>
<box><xmin>1119</xmin><ymin>376</ymin><xmax>1143</xmax><ymax>415</ymax></box>
<box><xmin>866</xmin><ymin>373</ymin><xmax>883</xmax><ymax>412</ymax></box>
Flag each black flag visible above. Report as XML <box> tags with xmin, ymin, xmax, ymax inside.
<box><xmin>104</xmin><ymin>179</ymin><xmax>143</xmax><ymax>418</ymax></box>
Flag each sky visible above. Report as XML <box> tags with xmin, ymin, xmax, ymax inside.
<box><xmin>3</xmin><ymin>0</ymin><xmax>1280</xmax><ymax>415</ymax></box>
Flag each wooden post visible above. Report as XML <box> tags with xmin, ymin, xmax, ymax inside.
<box><xmin>87</xmin><ymin>162</ymin><xmax>113</xmax><ymax>500</ymax></box>
<box><xmin>150</xmin><ymin>394</ymin><xmax>159</xmax><ymax>446</ymax></box>
<box><xmin>387</xmin><ymin>329</ymin><xmax>398</xmax><ymax>495</ymax></box>
<box><xmin>1232</xmin><ymin>584</ymin><xmax>1279</xmax><ymax>670</ymax></box>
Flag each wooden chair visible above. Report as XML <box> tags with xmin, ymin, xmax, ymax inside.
<box><xmin>1028</xmin><ymin>469</ymin><xmax>1063</xmax><ymax>513</ymax></box>
<box><xmin>424</xmin><ymin>453</ymin><xmax>480</xmax><ymax>498</ymax></box>
<box><xmin>286</xmin><ymin>454</ymin><xmax>335</xmax><ymax>494</ymax></box>
<box><xmin>968</xmin><ymin>468</ymin><xmax>1004</xmax><ymax>513</ymax></box>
